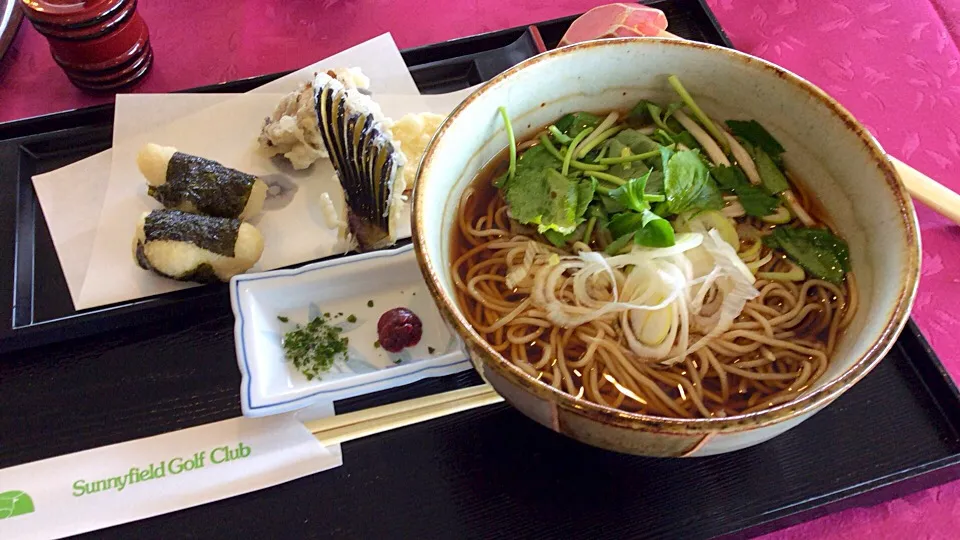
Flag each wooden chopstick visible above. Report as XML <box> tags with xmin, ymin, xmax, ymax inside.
<box><xmin>889</xmin><ymin>156</ymin><xmax>960</xmax><ymax>225</ymax></box>
<box><xmin>306</xmin><ymin>384</ymin><xmax>503</xmax><ymax>447</ymax></box>
<box><xmin>658</xmin><ymin>30</ymin><xmax>960</xmax><ymax>225</ymax></box>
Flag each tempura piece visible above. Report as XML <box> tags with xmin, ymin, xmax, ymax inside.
<box><xmin>313</xmin><ymin>72</ymin><xmax>406</xmax><ymax>251</ymax></box>
<box><xmin>389</xmin><ymin>112</ymin><xmax>446</xmax><ymax>193</ymax></box>
<box><xmin>258</xmin><ymin>67</ymin><xmax>371</xmax><ymax>169</ymax></box>
<box><xmin>137</xmin><ymin>143</ymin><xmax>268</xmax><ymax>220</ymax></box>
<box><xmin>133</xmin><ymin>209</ymin><xmax>264</xmax><ymax>283</ymax></box>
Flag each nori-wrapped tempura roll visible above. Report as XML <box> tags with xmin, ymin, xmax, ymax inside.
<box><xmin>137</xmin><ymin>143</ymin><xmax>268</xmax><ymax>220</ymax></box>
<box><xmin>133</xmin><ymin>209</ymin><xmax>264</xmax><ymax>283</ymax></box>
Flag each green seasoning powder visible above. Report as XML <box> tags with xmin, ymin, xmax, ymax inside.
<box><xmin>282</xmin><ymin>314</ymin><xmax>349</xmax><ymax>381</ymax></box>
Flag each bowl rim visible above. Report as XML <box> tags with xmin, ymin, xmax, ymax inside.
<box><xmin>412</xmin><ymin>37</ymin><xmax>921</xmax><ymax>435</ymax></box>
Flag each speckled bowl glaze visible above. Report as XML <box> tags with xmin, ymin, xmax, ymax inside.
<box><xmin>412</xmin><ymin>38</ymin><xmax>921</xmax><ymax>457</ymax></box>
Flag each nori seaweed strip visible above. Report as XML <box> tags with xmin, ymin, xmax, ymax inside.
<box><xmin>176</xmin><ymin>263</ymin><xmax>220</xmax><ymax>284</ymax></box>
<box><xmin>135</xmin><ymin>241</ymin><xmax>221</xmax><ymax>284</ymax></box>
<box><xmin>149</xmin><ymin>153</ymin><xmax>256</xmax><ymax>218</ymax></box>
<box><xmin>134</xmin><ymin>241</ymin><xmax>151</xmax><ymax>270</ymax></box>
<box><xmin>142</xmin><ymin>209</ymin><xmax>240</xmax><ymax>256</ymax></box>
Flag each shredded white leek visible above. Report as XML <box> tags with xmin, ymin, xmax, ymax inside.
<box><xmin>746</xmin><ymin>252</ymin><xmax>773</xmax><ymax>273</ymax></box>
<box><xmin>576</xmin><ymin>112</ymin><xmax>619</xmax><ymax>159</ymax></box>
<box><xmin>719</xmin><ymin>125</ymin><xmax>762</xmax><ymax>185</ymax></box>
<box><xmin>722</xmin><ymin>200</ymin><xmax>746</xmax><ymax>219</ymax></box>
<box><xmin>529</xmin><ymin>228</ymin><xmax>759</xmax><ymax>367</ymax></box>
<box><xmin>673</xmin><ymin>110</ymin><xmax>730</xmax><ymax>167</ymax></box>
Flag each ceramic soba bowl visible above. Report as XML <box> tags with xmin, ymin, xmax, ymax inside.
<box><xmin>411</xmin><ymin>38</ymin><xmax>920</xmax><ymax>457</ymax></box>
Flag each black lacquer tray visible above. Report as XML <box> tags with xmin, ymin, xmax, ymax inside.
<box><xmin>2</xmin><ymin>2</ymin><xmax>959</xmax><ymax>539</ymax></box>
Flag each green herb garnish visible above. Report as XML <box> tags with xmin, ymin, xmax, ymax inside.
<box><xmin>726</xmin><ymin>120</ymin><xmax>785</xmax><ymax>162</ymax></box>
<box><xmin>711</xmin><ymin>165</ymin><xmax>779</xmax><ymax>217</ymax></box>
<box><xmin>374</xmin><ymin>340</ymin><xmax>381</xmax><ymax>349</ymax></box>
<box><xmin>282</xmin><ymin>314</ymin><xmax>349</xmax><ymax>381</ymax></box>
<box><xmin>393</xmin><ymin>358</ymin><xmax>402</xmax><ymax>364</ymax></box>
<box><xmin>500</xmin><ymin>145</ymin><xmax>592</xmax><ymax>235</ymax></box>
<box><xmin>543</xmin><ymin>229</ymin><xmax>570</xmax><ymax>248</ymax></box>
<box><xmin>277</xmin><ymin>316</ymin><xmax>289</xmax><ymax>323</ymax></box>
<box><xmin>763</xmin><ymin>227</ymin><xmax>850</xmax><ymax>284</ymax></box>
<box><xmin>662</xmin><ymin>148</ymin><xmax>723</xmax><ymax>216</ymax></box>
<box><xmin>635</xmin><ymin>210</ymin><xmax>675</xmax><ymax>247</ymax></box>
<box><xmin>346</xmin><ymin>314</ymin><xmax>357</xmax><ymax>323</ymax></box>
<box><xmin>428</xmin><ymin>346</ymin><xmax>436</xmax><ymax>354</ymax></box>
<box><xmin>367</xmin><ymin>300</ymin><xmax>374</xmax><ymax>307</ymax></box>
<box><xmin>554</xmin><ymin>111</ymin><xmax>602</xmax><ymax>137</ymax></box>
<box><xmin>608</xmin><ymin>210</ymin><xmax>675</xmax><ymax>248</ymax></box>
<box><xmin>668</xmin><ymin>75</ymin><xmax>729</xmax><ymax>153</ymax></box>
<box><xmin>604</xmin><ymin>231</ymin><xmax>635</xmax><ymax>255</ymax></box>
<box><xmin>749</xmin><ymin>144</ymin><xmax>790</xmax><ymax>195</ymax></box>
<box><xmin>609</xmin><ymin>171</ymin><xmax>655</xmax><ymax>213</ymax></box>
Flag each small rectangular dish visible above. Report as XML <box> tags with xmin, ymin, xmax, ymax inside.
<box><xmin>231</xmin><ymin>243</ymin><xmax>471</xmax><ymax>417</ymax></box>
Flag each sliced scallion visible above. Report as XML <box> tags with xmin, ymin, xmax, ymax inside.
<box><xmin>539</xmin><ymin>134</ymin><xmax>608</xmax><ymax>171</ymax></box>
<box><xmin>576</xmin><ymin>125</ymin><xmax>625</xmax><ymax>159</ymax></box>
<box><xmin>548</xmin><ymin>125</ymin><xmax>572</xmax><ymax>144</ymax></box>
<box><xmin>563</xmin><ymin>127</ymin><xmax>594</xmax><ymax>176</ymax></box>
<box><xmin>588</xmin><ymin>171</ymin><xmax>628</xmax><ymax>186</ymax></box>
<box><xmin>667</xmin><ymin>75</ymin><xmax>729</xmax><ymax>153</ymax></box>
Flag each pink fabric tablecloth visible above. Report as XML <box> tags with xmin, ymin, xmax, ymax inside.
<box><xmin>1</xmin><ymin>0</ymin><xmax>958</xmax><ymax>537</ymax></box>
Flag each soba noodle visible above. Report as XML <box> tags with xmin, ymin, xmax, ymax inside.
<box><xmin>451</xmin><ymin>136</ymin><xmax>857</xmax><ymax>420</ymax></box>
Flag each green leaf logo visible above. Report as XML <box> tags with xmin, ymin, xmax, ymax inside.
<box><xmin>0</xmin><ymin>490</ymin><xmax>34</xmax><ymax>520</ymax></box>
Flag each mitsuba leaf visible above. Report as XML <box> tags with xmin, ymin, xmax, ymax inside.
<box><xmin>711</xmin><ymin>164</ymin><xmax>779</xmax><ymax>217</ymax></box>
<box><xmin>645</xmin><ymin>169</ymin><xmax>665</xmax><ymax>196</ymax></box>
<box><xmin>576</xmin><ymin>177</ymin><xmax>597</xmax><ymax>218</ymax></box>
<box><xmin>608</xmin><ymin>212</ymin><xmax>643</xmax><ymax>240</ymax></box>
<box><xmin>607</xmin><ymin>210</ymin><xmax>675</xmax><ymax>248</ymax></box>
<box><xmin>538</xmin><ymin>169</ymin><xmax>580</xmax><ymax>233</ymax></box>
<box><xmin>627</xmin><ymin>100</ymin><xmax>652</xmax><ymax>125</ymax></box>
<box><xmin>500</xmin><ymin>145</ymin><xmax>581</xmax><ymax>234</ymax></box>
<box><xmin>554</xmin><ymin>112</ymin><xmax>602</xmax><ymax>137</ymax></box>
<box><xmin>645</xmin><ymin>102</ymin><xmax>684</xmax><ymax>135</ymax></box>
<box><xmin>672</xmin><ymin>131</ymin><xmax>701</xmax><ymax>151</ymax></box>
<box><xmin>606</xmin><ymin>148</ymin><xmax>649</xmax><ymax>181</ymax></box>
<box><xmin>600</xmin><ymin>193</ymin><xmax>626</xmax><ymax>214</ymax></box>
<box><xmin>635</xmin><ymin>210</ymin><xmax>675</xmax><ymax>247</ymax></box>
<box><xmin>609</xmin><ymin>171</ymin><xmax>652</xmax><ymax>213</ymax></box>
<box><xmin>653</xmin><ymin>129</ymin><xmax>673</xmax><ymax>147</ymax></box>
<box><xmin>662</xmin><ymin>149</ymin><xmax>723</xmax><ymax>215</ymax></box>
<box><xmin>747</xmin><ymin>142</ymin><xmax>790</xmax><ymax>195</ymax></box>
<box><xmin>614</xmin><ymin>129</ymin><xmax>660</xmax><ymax>155</ymax></box>
<box><xmin>543</xmin><ymin>229</ymin><xmax>570</xmax><ymax>248</ymax></box>
<box><xmin>726</xmin><ymin>119</ymin><xmax>785</xmax><ymax>161</ymax></box>
<box><xmin>763</xmin><ymin>226</ymin><xmax>851</xmax><ymax>284</ymax></box>
<box><xmin>604</xmin><ymin>232</ymin><xmax>635</xmax><ymax>255</ymax></box>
